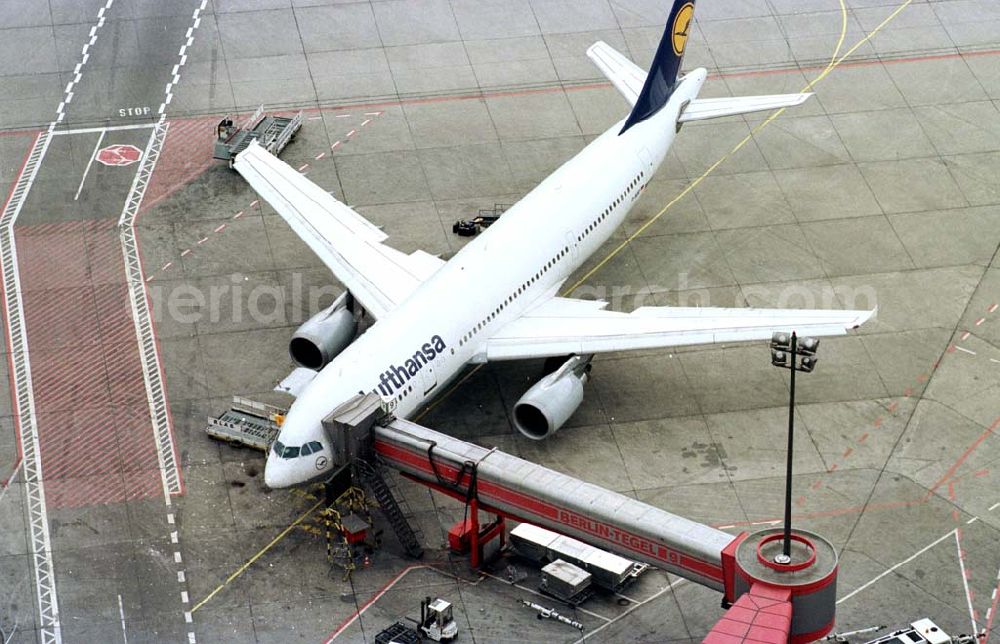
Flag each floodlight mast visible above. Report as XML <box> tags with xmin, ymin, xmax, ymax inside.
<box><xmin>770</xmin><ymin>330</ymin><xmax>820</xmax><ymax>562</ymax></box>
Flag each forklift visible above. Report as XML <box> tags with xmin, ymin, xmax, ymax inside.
<box><xmin>374</xmin><ymin>597</ymin><xmax>457</xmax><ymax>643</ymax></box>
<box><xmin>417</xmin><ymin>597</ymin><xmax>457</xmax><ymax>642</ymax></box>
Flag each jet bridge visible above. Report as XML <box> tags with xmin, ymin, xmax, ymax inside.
<box><xmin>320</xmin><ymin>394</ymin><xmax>839</xmax><ymax>641</ymax></box>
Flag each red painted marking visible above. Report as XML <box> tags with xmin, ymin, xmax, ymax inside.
<box><xmin>925</xmin><ymin>417</ymin><xmax>1000</xmax><ymax>501</ymax></box>
<box><xmin>139</xmin><ymin>116</ymin><xmax>218</xmax><ymax>215</ymax></box>
<box><xmin>15</xmin><ymin>220</ymin><xmax>164</xmax><ymax>508</ymax></box>
<box><xmin>887</xmin><ymin>401</ymin><xmax>899</xmax><ymax>413</ymax></box>
<box><xmin>975</xmin><ymin>469</ymin><xmax>989</xmax><ymax>478</ymax></box>
<box><xmin>829</xmin><ymin>463</ymin><xmax>838</xmax><ymax>472</ymax></box>
<box><xmin>843</xmin><ymin>447</ymin><xmax>853</xmax><ymax>458</ymax></box>
<box><xmin>873</xmin><ymin>417</ymin><xmax>882</xmax><ymax>428</ymax></box>
<box><xmin>858</xmin><ymin>432</ymin><xmax>869</xmax><ymax>443</ymax></box>
<box><xmin>916</xmin><ymin>373</ymin><xmax>928</xmax><ymax>383</ymax></box>
<box><xmin>322</xmin><ymin>564</ymin><xmax>428</xmax><ymax>642</ymax></box>
<box><xmin>96</xmin><ymin>144</ymin><xmax>142</xmax><ymax>167</ymax></box>
<box><xmin>811</xmin><ymin>480</ymin><xmax>822</xmax><ymax>490</ymax></box>
<box><xmin>947</xmin><ymin>344</ymin><xmax>957</xmax><ymax>353</ymax></box>
<box><xmin>0</xmin><ymin>133</ymin><xmax>39</xmax><ymax>484</ymax></box>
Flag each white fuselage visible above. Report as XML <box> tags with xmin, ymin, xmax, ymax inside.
<box><xmin>264</xmin><ymin>69</ymin><xmax>709</xmax><ymax>488</ymax></box>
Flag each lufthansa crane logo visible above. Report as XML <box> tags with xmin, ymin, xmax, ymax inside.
<box><xmin>672</xmin><ymin>3</ymin><xmax>695</xmax><ymax>56</ymax></box>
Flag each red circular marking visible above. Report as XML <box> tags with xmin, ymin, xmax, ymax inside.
<box><xmin>96</xmin><ymin>144</ymin><xmax>143</xmax><ymax>167</ymax></box>
<box><xmin>755</xmin><ymin>533</ymin><xmax>817</xmax><ymax>572</ymax></box>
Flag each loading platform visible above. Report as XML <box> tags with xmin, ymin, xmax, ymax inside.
<box><xmin>204</xmin><ymin>396</ymin><xmax>283</xmax><ymax>451</ymax></box>
<box><xmin>214</xmin><ymin>105</ymin><xmax>302</xmax><ymax>166</ymax></box>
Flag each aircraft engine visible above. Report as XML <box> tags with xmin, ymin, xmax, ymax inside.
<box><xmin>289</xmin><ymin>292</ymin><xmax>357</xmax><ymax>370</ymax></box>
<box><xmin>513</xmin><ymin>355</ymin><xmax>592</xmax><ymax>440</ymax></box>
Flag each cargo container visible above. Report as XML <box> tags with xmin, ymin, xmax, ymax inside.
<box><xmin>510</xmin><ymin>523</ymin><xmax>648</xmax><ymax>592</ymax></box>
<box><xmin>540</xmin><ymin>559</ymin><xmax>591</xmax><ymax>603</ymax></box>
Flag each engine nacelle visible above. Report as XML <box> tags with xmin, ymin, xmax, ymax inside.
<box><xmin>289</xmin><ymin>292</ymin><xmax>357</xmax><ymax>370</ymax></box>
<box><xmin>513</xmin><ymin>355</ymin><xmax>592</xmax><ymax>440</ymax></box>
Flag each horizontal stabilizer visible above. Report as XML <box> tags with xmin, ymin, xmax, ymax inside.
<box><xmin>678</xmin><ymin>93</ymin><xmax>812</xmax><ymax>123</ymax></box>
<box><xmin>586</xmin><ymin>41</ymin><xmax>646</xmax><ymax>106</ymax></box>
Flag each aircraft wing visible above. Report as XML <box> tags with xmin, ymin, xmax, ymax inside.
<box><xmin>587</xmin><ymin>40</ymin><xmax>812</xmax><ymax>120</ymax></box>
<box><xmin>234</xmin><ymin>142</ymin><xmax>444</xmax><ymax>318</ymax></box>
<box><xmin>484</xmin><ymin>298</ymin><xmax>874</xmax><ymax>361</ymax></box>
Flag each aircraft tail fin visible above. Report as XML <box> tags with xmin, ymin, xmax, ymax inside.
<box><xmin>620</xmin><ymin>0</ymin><xmax>696</xmax><ymax>134</ymax></box>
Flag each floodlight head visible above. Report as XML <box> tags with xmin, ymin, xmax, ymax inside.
<box><xmin>799</xmin><ymin>356</ymin><xmax>818</xmax><ymax>373</ymax></box>
<box><xmin>798</xmin><ymin>336</ymin><xmax>820</xmax><ymax>357</ymax></box>
<box><xmin>771</xmin><ymin>349</ymin><xmax>788</xmax><ymax>368</ymax></box>
<box><xmin>771</xmin><ymin>332</ymin><xmax>791</xmax><ymax>351</ymax></box>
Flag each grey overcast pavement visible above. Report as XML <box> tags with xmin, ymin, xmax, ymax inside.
<box><xmin>1</xmin><ymin>0</ymin><xmax>1000</xmax><ymax>642</ymax></box>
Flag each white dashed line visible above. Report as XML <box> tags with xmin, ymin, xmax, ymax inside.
<box><xmin>955</xmin><ymin>346</ymin><xmax>977</xmax><ymax>355</ymax></box>
<box><xmin>174</xmin><ymin>552</ymin><xmax>183</xmax><ymax>564</ymax></box>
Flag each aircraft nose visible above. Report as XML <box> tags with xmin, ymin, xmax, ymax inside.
<box><xmin>264</xmin><ymin>457</ymin><xmax>292</xmax><ymax>489</ymax></box>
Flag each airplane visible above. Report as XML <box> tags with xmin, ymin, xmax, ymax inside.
<box><xmin>233</xmin><ymin>0</ymin><xmax>875</xmax><ymax>490</ymax></box>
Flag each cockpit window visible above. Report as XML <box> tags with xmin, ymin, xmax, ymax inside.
<box><xmin>272</xmin><ymin>440</ymin><xmax>285</xmax><ymax>456</ymax></box>
<box><xmin>300</xmin><ymin>441</ymin><xmax>323</xmax><ymax>456</ymax></box>
<box><xmin>281</xmin><ymin>445</ymin><xmax>300</xmax><ymax>459</ymax></box>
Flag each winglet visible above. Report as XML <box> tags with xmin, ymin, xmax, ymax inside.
<box><xmin>620</xmin><ymin>0</ymin><xmax>697</xmax><ymax>134</ymax></box>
